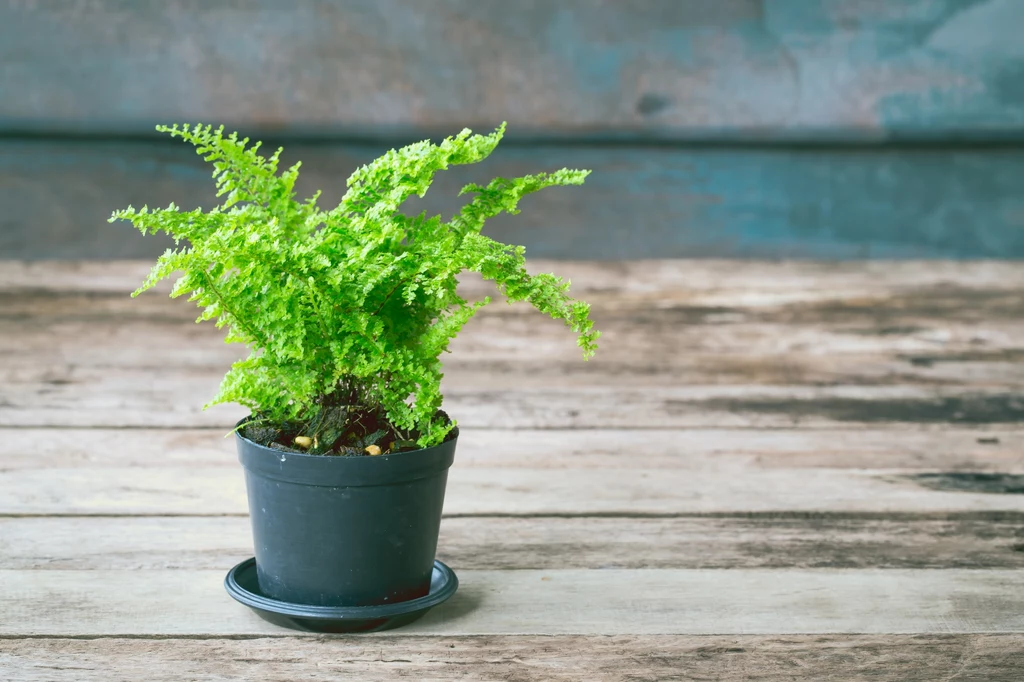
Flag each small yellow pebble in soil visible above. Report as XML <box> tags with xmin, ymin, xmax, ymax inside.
<box><xmin>365</xmin><ymin>444</ymin><xmax>382</xmax><ymax>456</ymax></box>
<box><xmin>293</xmin><ymin>436</ymin><xmax>313</xmax><ymax>449</ymax></box>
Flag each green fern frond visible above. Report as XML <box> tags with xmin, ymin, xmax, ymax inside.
<box><xmin>110</xmin><ymin>122</ymin><xmax>597</xmax><ymax>448</ymax></box>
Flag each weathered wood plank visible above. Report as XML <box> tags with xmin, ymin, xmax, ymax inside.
<box><xmin>5</xmin><ymin>261</ymin><xmax>1024</xmax><ymax>428</ymax></box>
<box><xmin>6</xmin><ymin>378</ymin><xmax>1024</xmax><ymax>428</ymax></box>
<box><xmin>2</xmin><ymin>463</ymin><xmax>1022</xmax><ymax>516</ymax></box>
<box><xmin>3</xmin><ymin>427</ymin><xmax>1020</xmax><ymax>471</ymax></box>
<box><xmin>3</xmin><ymin>426</ymin><xmax>1022</xmax><ymax>515</ymax></box>
<box><xmin>3</xmin><ymin>568</ymin><xmax>1023</xmax><ymax>635</ymax></box>
<box><xmin>6</xmin><ymin>141</ymin><xmax>1024</xmax><ymax>260</ymax></box>
<box><xmin>3</xmin><ymin>515</ymin><xmax>1023</xmax><ymax>571</ymax></box>
<box><xmin>3</xmin><ymin>0</ymin><xmax>1024</xmax><ymax>138</ymax></box>
<box><xmin>7</xmin><ymin>278</ymin><xmax>1024</xmax><ymax>379</ymax></box>
<box><xmin>6</xmin><ymin>289</ymin><xmax>1024</xmax><ymax>388</ymax></box>
<box><xmin>8</xmin><ymin>260</ymin><xmax>1024</xmax><ymax>330</ymax></box>
<box><xmin>6</xmin><ymin>261</ymin><xmax>1024</xmax><ymax>389</ymax></box>
<box><xmin>3</xmin><ymin>635</ymin><xmax>1024</xmax><ymax>682</ymax></box>
<box><xmin>14</xmin><ymin>350</ymin><xmax>1024</xmax><ymax>392</ymax></box>
<box><xmin>6</xmin><ymin>327</ymin><xmax>1024</xmax><ymax>390</ymax></box>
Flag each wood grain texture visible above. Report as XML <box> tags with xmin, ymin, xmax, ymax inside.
<box><xmin>8</xmin><ymin>376</ymin><xmax>1024</xmax><ymax>428</ymax></box>
<box><xmin>7</xmin><ymin>282</ymin><xmax>1024</xmax><ymax>389</ymax></box>
<box><xmin>3</xmin><ymin>427</ymin><xmax>1021</xmax><ymax>471</ymax></box>
<box><xmin>3</xmin><ymin>260</ymin><xmax>1024</xmax><ymax>670</ymax></box>
<box><xmin>5</xmin><ymin>141</ymin><xmax>1024</xmax><ymax>260</ymax></box>
<box><xmin>2</xmin><ymin>426</ymin><xmax>1022</xmax><ymax>515</ymax></box>
<box><xmin>3</xmin><ymin>0</ymin><xmax>1024</xmax><ymax>139</ymax></box>
<box><xmin>3</xmin><ymin>568</ymin><xmax>1024</xmax><ymax>635</ymax></box>
<box><xmin>5</xmin><ymin>463</ymin><xmax>1024</xmax><ymax>516</ymax></box>
<box><xmin>5</xmin><ymin>260</ymin><xmax>1024</xmax><ymax>428</ymax></box>
<box><xmin>3</xmin><ymin>515</ymin><xmax>1023</xmax><ymax>571</ymax></box>
<box><xmin>3</xmin><ymin>635</ymin><xmax>1024</xmax><ymax>682</ymax></box>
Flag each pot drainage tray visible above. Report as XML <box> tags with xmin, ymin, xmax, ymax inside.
<box><xmin>225</xmin><ymin>557</ymin><xmax>458</xmax><ymax>633</ymax></box>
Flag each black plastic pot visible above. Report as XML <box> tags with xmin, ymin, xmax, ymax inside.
<box><xmin>235</xmin><ymin>424</ymin><xmax>457</xmax><ymax>608</ymax></box>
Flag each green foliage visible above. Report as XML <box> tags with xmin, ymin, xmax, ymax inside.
<box><xmin>111</xmin><ymin>123</ymin><xmax>599</xmax><ymax>449</ymax></box>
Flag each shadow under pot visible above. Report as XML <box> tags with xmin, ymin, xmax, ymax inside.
<box><xmin>234</xmin><ymin>424</ymin><xmax>458</xmax><ymax>607</ymax></box>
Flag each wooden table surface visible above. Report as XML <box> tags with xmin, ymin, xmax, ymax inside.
<box><xmin>2</xmin><ymin>260</ymin><xmax>1023</xmax><ymax>680</ymax></box>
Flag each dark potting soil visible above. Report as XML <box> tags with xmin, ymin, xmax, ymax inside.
<box><xmin>241</xmin><ymin>407</ymin><xmax>453</xmax><ymax>457</ymax></box>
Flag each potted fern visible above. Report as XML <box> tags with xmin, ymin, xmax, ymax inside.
<box><xmin>111</xmin><ymin>123</ymin><xmax>598</xmax><ymax>631</ymax></box>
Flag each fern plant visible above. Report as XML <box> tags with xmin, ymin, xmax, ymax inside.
<box><xmin>111</xmin><ymin>123</ymin><xmax>598</xmax><ymax>453</ymax></box>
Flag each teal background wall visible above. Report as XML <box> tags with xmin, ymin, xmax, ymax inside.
<box><xmin>2</xmin><ymin>0</ymin><xmax>1023</xmax><ymax>259</ymax></box>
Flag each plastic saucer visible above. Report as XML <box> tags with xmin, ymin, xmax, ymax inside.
<box><xmin>224</xmin><ymin>558</ymin><xmax>458</xmax><ymax>633</ymax></box>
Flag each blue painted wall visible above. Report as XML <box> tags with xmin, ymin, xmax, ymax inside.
<box><xmin>1</xmin><ymin>0</ymin><xmax>1022</xmax><ymax>258</ymax></box>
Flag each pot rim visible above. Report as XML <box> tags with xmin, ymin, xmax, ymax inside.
<box><xmin>234</xmin><ymin>417</ymin><xmax>458</xmax><ymax>487</ymax></box>
<box><xmin>234</xmin><ymin>417</ymin><xmax>458</xmax><ymax>459</ymax></box>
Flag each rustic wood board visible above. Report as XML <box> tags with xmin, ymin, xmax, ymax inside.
<box><xmin>7</xmin><ymin>261</ymin><xmax>1024</xmax><ymax>359</ymax></box>
<box><xmin>4</xmin><ymin>0</ymin><xmax>1023</xmax><ymax>138</ymax></box>
<box><xmin>6</xmin><ymin>292</ymin><xmax>1024</xmax><ymax>388</ymax></box>
<box><xmin>4</xmin><ymin>463</ymin><xmax>1024</xmax><ymax>516</ymax></box>
<box><xmin>3</xmin><ymin>515</ymin><xmax>1023</xmax><ymax>571</ymax></box>
<box><xmin>5</xmin><ymin>261</ymin><xmax>1024</xmax><ymax>428</ymax></box>
<box><xmin>3</xmin><ymin>568</ymin><xmax>1024</xmax><ymax>636</ymax></box>
<box><xmin>3</xmin><ymin>635</ymin><xmax>1024</xmax><ymax>682</ymax></box>
<box><xmin>2</xmin><ymin>427</ymin><xmax>1020</xmax><ymax>471</ymax></box>
<box><xmin>3</xmin><ymin>259</ymin><xmax>1024</xmax><ymax>675</ymax></box>
<box><xmin>7</xmin><ymin>380</ymin><xmax>1024</xmax><ymax>429</ymax></box>
<box><xmin>6</xmin><ymin>141</ymin><xmax>1024</xmax><ymax>260</ymax></box>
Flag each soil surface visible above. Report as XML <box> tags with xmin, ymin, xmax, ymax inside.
<box><xmin>241</xmin><ymin>408</ymin><xmax>452</xmax><ymax>456</ymax></box>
